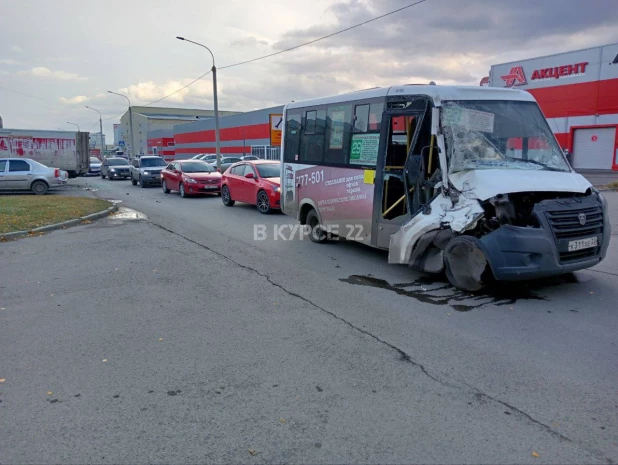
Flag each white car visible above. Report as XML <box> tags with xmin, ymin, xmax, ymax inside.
<box><xmin>86</xmin><ymin>157</ymin><xmax>102</xmax><ymax>176</ymax></box>
<box><xmin>195</xmin><ymin>154</ymin><xmax>219</xmax><ymax>163</ymax></box>
<box><xmin>0</xmin><ymin>158</ymin><xmax>68</xmax><ymax>195</ymax></box>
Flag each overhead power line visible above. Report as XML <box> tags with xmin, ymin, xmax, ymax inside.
<box><xmin>143</xmin><ymin>70</ymin><xmax>212</xmax><ymax>107</ymax></box>
<box><xmin>102</xmin><ymin>110</ymin><xmax>126</xmax><ymax>122</ymax></box>
<box><xmin>138</xmin><ymin>0</ymin><xmax>428</xmax><ymax>106</ymax></box>
<box><xmin>3</xmin><ymin>0</ymin><xmax>429</xmax><ymax>117</ymax></box>
<box><xmin>0</xmin><ymin>84</ymin><xmax>68</xmax><ymax>111</ymax></box>
<box><xmin>220</xmin><ymin>0</ymin><xmax>428</xmax><ymax>69</ymax></box>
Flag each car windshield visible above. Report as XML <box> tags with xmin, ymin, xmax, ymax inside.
<box><xmin>442</xmin><ymin>100</ymin><xmax>570</xmax><ymax>173</ymax></box>
<box><xmin>108</xmin><ymin>158</ymin><xmax>129</xmax><ymax>166</ymax></box>
<box><xmin>90</xmin><ymin>157</ymin><xmax>100</xmax><ymax>163</ymax></box>
<box><xmin>256</xmin><ymin>163</ymin><xmax>281</xmax><ymax>178</ymax></box>
<box><xmin>141</xmin><ymin>158</ymin><xmax>166</xmax><ymax>167</ymax></box>
<box><xmin>182</xmin><ymin>162</ymin><xmax>215</xmax><ymax>173</ymax></box>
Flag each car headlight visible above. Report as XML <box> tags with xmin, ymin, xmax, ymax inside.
<box><xmin>185</xmin><ymin>177</ymin><xmax>198</xmax><ymax>184</ymax></box>
<box><xmin>110</xmin><ymin>168</ymin><xmax>116</xmax><ymax>172</ymax></box>
<box><xmin>143</xmin><ymin>171</ymin><xmax>150</xmax><ymax>175</ymax></box>
<box><xmin>273</xmin><ymin>186</ymin><xmax>281</xmax><ymax>193</ymax></box>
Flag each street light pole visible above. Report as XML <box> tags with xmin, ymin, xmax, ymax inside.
<box><xmin>176</xmin><ymin>36</ymin><xmax>222</xmax><ymax>172</ymax></box>
<box><xmin>107</xmin><ymin>90</ymin><xmax>135</xmax><ymax>159</ymax></box>
<box><xmin>67</xmin><ymin>121</ymin><xmax>80</xmax><ymax>132</ymax></box>
<box><xmin>85</xmin><ymin>106</ymin><xmax>104</xmax><ymax>156</ymax></box>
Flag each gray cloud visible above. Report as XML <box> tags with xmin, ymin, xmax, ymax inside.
<box><xmin>274</xmin><ymin>0</ymin><xmax>618</xmax><ymax>55</ymax></box>
<box><xmin>0</xmin><ymin>0</ymin><xmax>616</xmax><ymax>140</ymax></box>
<box><xmin>261</xmin><ymin>0</ymin><xmax>618</xmax><ymax>96</ymax></box>
<box><xmin>231</xmin><ymin>36</ymin><xmax>270</xmax><ymax>47</ymax></box>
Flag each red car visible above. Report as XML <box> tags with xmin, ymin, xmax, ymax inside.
<box><xmin>221</xmin><ymin>160</ymin><xmax>281</xmax><ymax>214</ymax></box>
<box><xmin>161</xmin><ymin>160</ymin><xmax>222</xmax><ymax>198</ymax></box>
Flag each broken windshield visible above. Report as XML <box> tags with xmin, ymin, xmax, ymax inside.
<box><xmin>442</xmin><ymin>100</ymin><xmax>570</xmax><ymax>173</ymax></box>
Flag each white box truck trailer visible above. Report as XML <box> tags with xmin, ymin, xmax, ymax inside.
<box><xmin>0</xmin><ymin>129</ymin><xmax>89</xmax><ymax>178</ymax></box>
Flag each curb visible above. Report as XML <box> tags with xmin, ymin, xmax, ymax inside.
<box><xmin>0</xmin><ymin>203</ymin><xmax>118</xmax><ymax>241</ymax></box>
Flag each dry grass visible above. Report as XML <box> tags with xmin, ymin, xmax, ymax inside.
<box><xmin>0</xmin><ymin>196</ymin><xmax>111</xmax><ymax>234</ymax></box>
<box><xmin>604</xmin><ymin>181</ymin><xmax>618</xmax><ymax>190</ymax></box>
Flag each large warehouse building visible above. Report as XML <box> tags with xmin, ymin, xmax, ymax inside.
<box><xmin>488</xmin><ymin>42</ymin><xmax>618</xmax><ymax>171</ymax></box>
<box><xmin>171</xmin><ymin>106</ymin><xmax>284</xmax><ymax>160</ymax></box>
<box><xmin>119</xmin><ymin>106</ymin><xmax>239</xmax><ymax>157</ymax></box>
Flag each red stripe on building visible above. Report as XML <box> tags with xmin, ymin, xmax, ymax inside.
<box><xmin>554</xmin><ymin>133</ymin><xmax>569</xmax><ymax>148</ymax></box>
<box><xmin>175</xmin><ymin>123</ymin><xmax>270</xmax><ymax>144</ymax></box>
<box><xmin>528</xmin><ymin>77</ymin><xmax>618</xmax><ymax>118</ymax></box>
<box><xmin>147</xmin><ymin>137</ymin><xmax>175</xmax><ymax>157</ymax></box>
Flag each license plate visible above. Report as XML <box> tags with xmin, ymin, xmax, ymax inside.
<box><xmin>568</xmin><ymin>236</ymin><xmax>598</xmax><ymax>252</ymax></box>
<box><xmin>204</xmin><ymin>185</ymin><xmax>217</xmax><ymax>189</ymax></box>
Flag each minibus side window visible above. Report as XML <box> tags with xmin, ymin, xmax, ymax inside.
<box><xmin>325</xmin><ymin>105</ymin><xmax>353</xmax><ymax>165</ymax></box>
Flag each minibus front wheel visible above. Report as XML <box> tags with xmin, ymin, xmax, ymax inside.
<box><xmin>443</xmin><ymin>235</ymin><xmax>493</xmax><ymax>293</ymax></box>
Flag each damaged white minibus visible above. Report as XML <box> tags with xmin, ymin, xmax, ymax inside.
<box><xmin>281</xmin><ymin>85</ymin><xmax>610</xmax><ymax>291</ymax></box>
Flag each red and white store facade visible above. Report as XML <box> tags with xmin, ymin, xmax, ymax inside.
<box><xmin>488</xmin><ymin>42</ymin><xmax>618</xmax><ymax>170</ymax></box>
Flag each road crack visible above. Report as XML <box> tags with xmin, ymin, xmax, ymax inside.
<box><xmin>147</xmin><ymin>221</ymin><xmax>454</xmax><ymax>388</ymax></box>
<box><xmin>460</xmin><ymin>381</ymin><xmax>571</xmax><ymax>443</ymax></box>
<box><xmin>144</xmin><ymin>220</ymin><xmax>603</xmax><ymax>454</ymax></box>
<box><xmin>585</xmin><ymin>269</ymin><xmax>618</xmax><ymax>278</ymax></box>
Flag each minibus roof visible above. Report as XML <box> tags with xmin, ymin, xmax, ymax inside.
<box><xmin>285</xmin><ymin>85</ymin><xmax>535</xmax><ymax>110</ymax></box>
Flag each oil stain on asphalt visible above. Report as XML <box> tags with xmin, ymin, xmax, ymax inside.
<box><xmin>339</xmin><ymin>274</ymin><xmax>580</xmax><ymax>311</ymax></box>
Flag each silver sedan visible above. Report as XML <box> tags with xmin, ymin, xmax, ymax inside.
<box><xmin>0</xmin><ymin>158</ymin><xmax>68</xmax><ymax>195</ymax></box>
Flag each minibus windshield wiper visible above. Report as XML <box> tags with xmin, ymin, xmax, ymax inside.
<box><xmin>504</xmin><ymin>156</ymin><xmax>564</xmax><ymax>171</ymax></box>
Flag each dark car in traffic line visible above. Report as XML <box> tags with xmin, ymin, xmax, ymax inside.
<box><xmin>221</xmin><ymin>160</ymin><xmax>281</xmax><ymax>214</ymax></box>
<box><xmin>161</xmin><ymin>160</ymin><xmax>222</xmax><ymax>198</ymax></box>
<box><xmin>101</xmin><ymin>157</ymin><xmax>130</xmax><ymax>180</ymax></box>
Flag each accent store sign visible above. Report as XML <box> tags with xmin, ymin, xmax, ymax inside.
<box><xmin>501</xmin><ymin>61</ymin><xmax>588</xmax><ymax>87</ymax></box>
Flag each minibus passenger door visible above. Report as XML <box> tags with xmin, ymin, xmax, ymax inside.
<box><xmin>283</xmin><ymin>112</ymin><xmax>301</xmax><ymax>218</ymax></box>
<box><xmin>373</xmin><ymin>111</ymin><xmax>423</xmax><ymax>249</ymax></box>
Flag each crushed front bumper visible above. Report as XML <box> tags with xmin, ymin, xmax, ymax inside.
<box><xmin>479</xmin><ymin>195</ymin><xmax>610</xmax><ymax>281</ymax></box>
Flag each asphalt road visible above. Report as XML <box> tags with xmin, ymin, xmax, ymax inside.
<box><xmin>578</xmin><ymin>170</ymin><xmax>618</xmax><ymax>188</ymax></box>
<box><xmin>1</xmin><ymin>176</ymin><xmax>617</xmax><ymax>464</ymax></box>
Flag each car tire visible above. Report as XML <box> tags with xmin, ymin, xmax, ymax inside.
<box><xmin>221</xmin><ymin>185</ymin><xmax>235</xmax><ymax>206</ymax></box>
<box><xmin>131</xmin><ymin>174</ymin><xmax>137</xmax><ymax>186</ymax></box>
<box><xmin>108</xmin><ymin>174</ymin><xmax>114</xmax><ymax>181</ymax></box>
<box><xmin>257</xmin><ymin>190</ymin><xmax>272</xmax><ymax>214</ymax></box>
<box><xmin>443</xmin><ymin>236</ymin><xmax>491</xmax><ymax>293</ymax></box>
<box><xmin>31</xmin><ymin>180</ymin><xmax>49</xmax><ymax>195</ymax></box>
<box><xmin>306</xmin><ymin>209</ymin><xmax>327</xmax><ymax>243</ymax></box>
<box><xmin>179</xmin><ymin>183</ymin><xmax>186</xmax><ymax>198</ymax></box>
<box><xmin>162</xmin><ymin>179</ymin><xmax>170</xmax><ymax>194</ymax></box>
<box><xmin>140</xmin><ymin>176</ymin><xmax>146</xmax><ymax>188</ymax></box>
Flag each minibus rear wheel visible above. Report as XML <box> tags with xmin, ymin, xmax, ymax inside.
<box><xmin>306</xmin><ymin>209</ymin><xmax>327</xmax><ymax>243</ymax></box>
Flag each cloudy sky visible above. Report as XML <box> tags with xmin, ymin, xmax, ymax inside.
<box><xmin>1</xmin><ymin>0</ymin><xmax>617</xmax><ymax>141</ymax></box>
